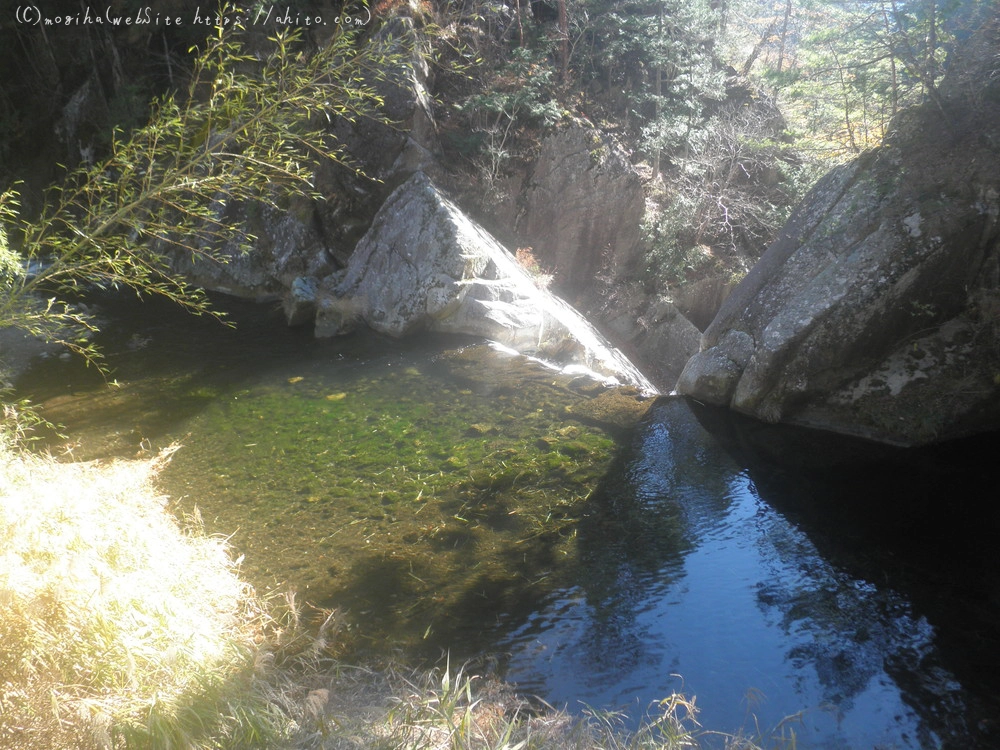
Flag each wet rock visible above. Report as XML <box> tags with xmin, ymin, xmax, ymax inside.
<box><xmin>465</xmin><ymin>423</ymin><xmax>499</xmax><ymax>437</ymax></box>
<box><xmin>567</xmin><ymin>387</ymin><xmax>657</xmax><ymax>432</ymax></box>
<box><xmin>283</xmin><ymin>276</ymin><xmax>319</xmax><ymax>326</ymax></box>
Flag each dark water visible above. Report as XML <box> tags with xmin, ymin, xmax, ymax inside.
<box><xmin>492</xmin><ymin>400</ymin><xmax>1000</xmax><ymax>748</ymax></box>
<box><xmin>15</xmin><ymin>293</ymin><xmax>1000</xmax><ymax>749</ymax></box>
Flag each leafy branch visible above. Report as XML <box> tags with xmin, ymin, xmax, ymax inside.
<box><xmin>0</xmin><ymin>10</ymin><xmax>402</xmax><ymax>366</ymax></box>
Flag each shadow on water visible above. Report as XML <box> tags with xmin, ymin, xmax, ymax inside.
<box><xmin>493</xmin><ymin>397</ymin><xmax>1000</xmax><ymax>749</ymax></box>
<box><xmin>15</xmin><ymin>291</ymin><xmax>634</xmax><ymax>660</ymax></box>
<box><xmin>688</xmin><ymin>401</ymin><xmax>1000</xmax><ymax>747</ymax></box>
<box><xmin>16</xmin><ymin>293</ymin><xmax>324</xmax><ymax>457</ymax></box>
<box><xmin>14</xmin><ymin>291</ymin><xmax>1000</xmax><ymax>749</ymax></box>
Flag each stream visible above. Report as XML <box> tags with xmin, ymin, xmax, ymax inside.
<box><xmin>15</xmin><ymin>291</ymin><xmax>1000</xmax><ymax>749</ymax></box>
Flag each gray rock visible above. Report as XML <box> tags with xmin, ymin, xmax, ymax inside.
<box><xmin>595</xmin><ymin>283</ymin><xmax>701</xmax><ymax>391</ymax></box>
<box><xmin>676</xmin><ymin>17</ymin><xmax>1000</xmax><ymax>445</ymax></box>
<box><xmin>485</xmin><ymin>125</ymin><xmax>645</xmax><ymax>296</ymax></box>
<box><xmin>675</xmin><ymin>346</ymin><xmax>745</xmax><ymax>406</ymax></box>
<box><xmin>283</xmin><ymin>276</ymin><xmax>320</xmax><ymax>326</ymax></box>
<box><xmin>322</xmin><ymin>172</ymin><xmax>655</xmax><ymax>390</ymax></box>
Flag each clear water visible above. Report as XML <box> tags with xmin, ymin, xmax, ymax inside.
<box><xmin>16</xmin><ymin>292</ymin><xmax>1000</xmax><ymax>748</ymax></box>
<box><xmin>491</xmin><ymin>399</ymin><xmax>984</xmax><ymax>748</ymax></box>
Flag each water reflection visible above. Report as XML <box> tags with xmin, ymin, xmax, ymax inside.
<box><xmin>699</xmin><ymin>404</ymin><xmax>1000</xmax><ymax>748</ymax></box>
<box><xmin>15</xmin><ymin>293</ymin><xmax>1000</xmax><ymax>749</ymax></box>
<box><xmin>496</xmin><ymin>399</ymin><xmax>995</xmax><ymax>749</ymax></box>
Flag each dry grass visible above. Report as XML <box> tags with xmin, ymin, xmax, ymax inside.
<box><xmin>0</xmin><ymin>437</ymin><xmax>779</xmax><ymax>749</ymax></box>
<box><xmin>0</xmin><ymin>443</ymin><xmax>282</xmax><ymax>748</ymax></box>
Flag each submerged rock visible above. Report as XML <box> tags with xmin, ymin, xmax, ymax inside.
<box><xmin>566</xmin><ymin>387</ymin><xmax>658</xmax><ymax>433</ymax></box>
<box><xmin>317</xmin><ymin>171</ymin><xmax>655</xmax><ymax>391</ymax></box>
<box><xmin>677</xmin><ymin>16</ymin><xmax>1000</xmax><ymax>446</ymax></box>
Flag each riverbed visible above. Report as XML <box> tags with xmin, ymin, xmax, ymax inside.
<box><xmin>16</xmin><ymin>292</ymin><xmax>1000</xmax><ymax>749</ymax></box>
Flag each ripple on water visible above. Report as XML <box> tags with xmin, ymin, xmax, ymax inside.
<box><xmin>17</xmin><ymin>293</ymin><xmax>1000</xmax><ymax>749</ymax></box>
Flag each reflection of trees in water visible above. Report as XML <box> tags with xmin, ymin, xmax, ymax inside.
<box><xmin>753</xmin><ymin>509</ymin><xmax>937</xmax><ymax>711</ymax></box>
<box><xmin>573</xmin><ymin>396</ymin><xmax>986</xmax><ymax>747</ymax></box>
<box><xmin>569</xmin><ymin>399</ymin><xmax>742</xmax><ymax>684</ymax></box>
<box><xmin>696</xmin><ymin>403</ymin><xmax>995</xmax><ymax>748</ymax></box>
<box><xmin>747</xmin><ymin>484</ymin><xmax>977</xmax><ymax>745</ymax></box>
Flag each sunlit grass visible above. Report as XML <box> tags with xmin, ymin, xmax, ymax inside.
<box><xmin>0</xmin><ymin>442</ymin><xmax>284</xmax><ymax>748</ymax></box>
<box><xmin>0</xmin><ymin>438</ymin><xmax>785</xmax><ymax>749</ymax></box>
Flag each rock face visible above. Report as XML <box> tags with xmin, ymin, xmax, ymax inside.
<box><xmin>164</xmin><ymin>23</ymin><xmax>700</xmax><ymax>396</ymax></box>
<box><xmin>471</xmin><ymin>123</ymin><xmax>708</xmax><ymax>389</ymax></box>
<box><xmin>593</xmin><ymin>281</ymin><xmax>702</xmax><ymax>391</ymax></box>
<box><xmin>480</xmin><ymin>124</ymin><xmax>646</xmax><ymax>298</ymax></box>
<box><xmin>677</xmin><ymin>17</ymin><xmax>1000</xmax><ymax>446</ymax></box>
<box><xmin>170</xmin><ymin>8</ymin><xmax>442</xmax><ymax>300</ymax></box>
<box><xmin>314</xmin><ymin>171</ymin><xmax>655</xmax><ymax>391</ymax></box>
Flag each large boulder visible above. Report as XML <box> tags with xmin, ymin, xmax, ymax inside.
<box><xmin>677</xmin><ymin>17</ymin><xmax>1000</xmax><ymax>446</ymax></box>
<box><xmin>313</xmin><ymin>171</ymin><xmax>655</xmax><ymax>390</ymax></box>
<box><xmin>170</xmin><ymin>6</ymin><xmax>441</xmax><ymax>298</ymax></box>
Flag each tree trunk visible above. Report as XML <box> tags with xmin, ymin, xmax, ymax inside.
<box><xmin>742</xmin><ymin>18</ymin><xmax>778</xmax><ymax>77</ymax></box>
<box><xmin>653</xmin><ymin>3</ymin><xmax>664</xmax><ymax>175</ymax></box>
<box><xmin>776</xmin><ymin>0</ymin><xmax>793</xmax><ymax>74</ymax></box>
<box><xmin>879</xmin><ymin>1</ymin><xmax>899</xmax><ymax>115</ymax></box>
<box><xmin>830</xmin><ymin>45</ymin><xmax>858</xmax><ymax>153</ymax></box>
<box><xmin>557</xmin><ymin>0</ymin><xmax>569</xmax><ymax>83</ymax></box>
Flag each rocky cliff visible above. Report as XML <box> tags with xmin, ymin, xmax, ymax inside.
<box><xmin>676</xmin><ymin>17</ymin><xmax>1000</xmax><ymax>446</ymax></box>
<box><xmin>165</xmin><ymin>13</ymin><xmax>673</xmax><ymax>392</ymax></box>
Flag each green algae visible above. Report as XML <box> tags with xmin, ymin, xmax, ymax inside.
<box><xmin>151</xmin><ymin>343</ymin><xmax>627</xmax><ymax>658</ymax></box>
<box><xmin>18</xmin><ymin>294</ymin><xmax>645</xmax><ymax>662</ymax></box>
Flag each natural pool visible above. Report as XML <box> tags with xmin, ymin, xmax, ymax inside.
<box><xmin>17</xmin><ymin>292</ymin><xmax>1000</xmax><ymax>749</ymax></box>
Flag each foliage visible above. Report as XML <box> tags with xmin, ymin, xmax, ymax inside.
<box><xmin>0</xmin><ymin>15</ymin><xmax>397</xmax><ymax>366</ymax></box>
<box><xmin>0</xmin><ymin>398</ymin><xmax>56</xmax><ymax>448</ymax></box>
<box><xmin>574</xmin><ymin>0</ymin><xmax>726</xmax><ymax>162</ymax></box>
<box><xmin>724</xmin><ymin>0</ymin><xmax>994</xmax><ymax>158</ymax></box>
<box><xmin>380</xmin><ymin>663</ymin><xmax>706</xmax><ymax>749</ymax></box>
<box><xmin>644</xmin><ymin>95</ymin><xmax>816</xmax><ymax>285</ymax></box>
<box><xmin>438</xmin><ymin>0</ymin><xmax>808</xmax><ymax>279</ymax></box>
<box><xmin>445</xmin><ymin>0</ymin><xmax>728</xmax><ymax>188</ymax></box>
<box><xmin>453</xmin><ymin>43</ymin><xmax>565</xmax><ymax>192</ymax></box>
<box><xmin>0</xmin><ymin>205</ymin><xmax>20</xmax><ymax>289</ymax></box>
<box><xmin>515</xmin><ymin>245</ymin><xmax>555</xmax><ymax>287</ymax></box>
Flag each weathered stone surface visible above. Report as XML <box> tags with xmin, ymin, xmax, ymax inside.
<box><xmin>676</xmin><ymin>332</ymin><xmax>752</xmax><ymax>405</ymax></box>
<box><xmin>677</xmin><ymin>16</ymin><xmax>1000</xmax><ymax>446</ymax></box>
<box><xmin>170</xmin><ymin>6</ymin><xmax>440</xmax><ymax>300</ymax></box>
<box><xmin>595</xmin><ymin>282</ymin><xmax>701</xmax><ymax>391</ymax></box>
<box><xmin>321</xmin><ymin>171</ymin><xmax>655</xmax><ymax>390</ymax></box>
<box><xmin>484</xmin><ymin>124</ymin><xmax>646</xmax><ymax>296</ymax></box>
<box><xmin>283</xmin><ymin>276</ymin><xmax>320</xmax><ymax>326</ymax></box>
<box><xmin>670</xmin><ymin>275</ymin><xmax>737</xmax><ymax>332</ymax></box>
<box><xmin>332</xmin><ymin>10</ymin><xmax>440</xmax><ymax>183</ymax></box>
